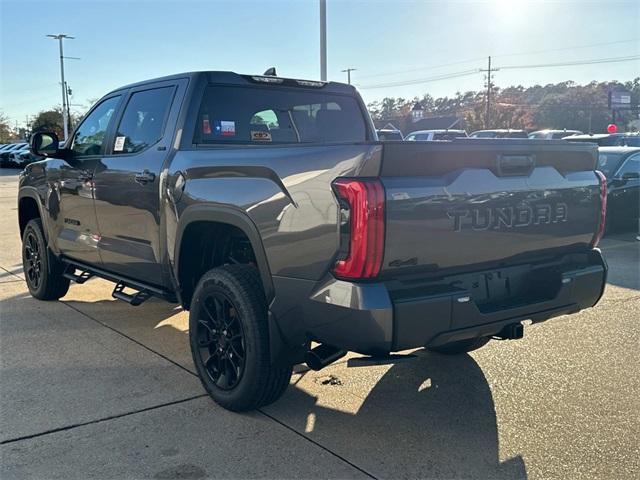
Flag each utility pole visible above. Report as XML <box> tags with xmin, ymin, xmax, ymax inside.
<box><xmin>47</xmin><ymin>34</ymin><xmax>74</xmax><ymax>141</ymax></box>
<box><xmin>479</xmin><ymin>56</ymin><xmax>498</xmax><ymax>128</ymax></box>
<box><xmin>341</xmin><ymin>68</ymin><xmax>356</xmax><ymax>84</ymax></box>
<box><xmin>319</xmin><ymin>0</ymin><xmax>327</xmax><ymax>81</ymax></box>
<box><xmin>64</xmin><ymin>82</ymin><xmax>72</xmax><ymax>130</ymax></box>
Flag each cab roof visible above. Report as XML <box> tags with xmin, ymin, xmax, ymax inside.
<box><xmin>112</xmin><ymin>71</ymin><xmax>357</xmax><ymax>96</ymax></box>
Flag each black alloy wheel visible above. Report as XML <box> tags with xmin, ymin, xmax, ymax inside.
<box><xmin>196</xmin><ymin>292</ymin><xmax>246</xmax><ymax>390</ymax></box>
<box><xmin>24</xmin><ymin>230</ymin><xmax>43</xmax><ymax>290</ymax></box>
<box><xmin>21</xmin><ymin>218</ymin><xmax>70</xmax><ymax>300</ymax></box>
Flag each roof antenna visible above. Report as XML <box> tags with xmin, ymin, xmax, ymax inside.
<box><xmin>263</xmin><ymin>67</ymin><xmax>277</xmax><ymax>76</ymax></box>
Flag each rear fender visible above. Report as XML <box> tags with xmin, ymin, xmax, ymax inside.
<box><xmin>174</xmin><ymin>204</ymin><xmax>275</xmax><ymax>303</ymax></box>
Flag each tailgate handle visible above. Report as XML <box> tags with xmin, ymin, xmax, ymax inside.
<box><xmin>497</xmin><ymin>155</ymin><xmax>534</xmax><ymax>176</ymax></box>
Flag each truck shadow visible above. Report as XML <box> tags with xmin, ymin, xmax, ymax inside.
<box><xmin>266</xmin><ymin>349</ymin><xmax>527</xmax><ymax>479</ymax></box>
<box><xmin>600</xmin><ymin>235</ymin><xmax>639</xmax><ymax>291</ymax></box>
<box><xmin>7</xmin><ymin>286</ymin><xmax>527</xmax><ymax>479</ymax></box>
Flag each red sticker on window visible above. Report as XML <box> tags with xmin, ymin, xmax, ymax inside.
<box><xmin>202</xmin><ymin>115</ymin><xmax>212</xmax><ymax>135</ymax></box>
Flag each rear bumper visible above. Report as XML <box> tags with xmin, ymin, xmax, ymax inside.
<box><xmin>270</xmin><ymin>249</ymin><xmax>607</xmax><ymax>356</ymax></box>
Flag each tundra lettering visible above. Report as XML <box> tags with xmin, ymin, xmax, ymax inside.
<box><xmin>19</xmin><ymin>71</ymin><xmax>607</xmax><ymax>412</ymax></box>
<box><xmin>448</xmin><ymin>203</ymin><xmax>569</xmax><ymax>231</ymax></box>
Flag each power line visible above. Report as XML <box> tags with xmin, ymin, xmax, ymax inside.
<box><xmin>499</xmin><ymin>54</ymin><xmax>640</xmax><ymax>70</ymax></box>
<box><xmin>357</xmin><ymin>57</ymin><xmax>486</xmax><ymax>80</ymax></box>
<box><xmin>356</xmin><ymin>38</ymin><xmax>638</xmax><ymax>81</ymax></box>
<box><xmin>358</xmin><ymin>55</ymin><xmax>639</xmax><ymax>89</ymax></box>
<box><xmin>358</xmin><ymin>69</ymin><xmax>479</xmax><ymax>89</ymax></box>
<box><xmin>492</xmin><ymin>38</ymin><xmax>640</xmax><ymax>59</ymax></box>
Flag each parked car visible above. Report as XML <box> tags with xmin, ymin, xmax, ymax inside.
<box><xmin>597</xmin><ymin>146</ymin><xmax>640</xmax><ymax>233</ymax></box>
<box><xmin>564</xmin><ymin>133</ymin><xmax>640</xmax><ymax>147</ymax></box>
<box><xmin>10</xmin><ymin>146</ymin><xmax>42</xmax><ymax>168</ymax></box>
<box><xmin>0</xmin><ymin>142</ymin><xmax>28</xmax><ymax>167</ymax></box>
<box><xmin>405</xmin><ymin>129</ymin><xmax>468</xmax><ymax>141</ymax></box>
<box><xmin>21</xmin><ymin>71</ymin><xmax>607</xmax><ymax>412</ymax></box>
<box><xmin>376</xmin><ymin>129</ymin><xmax>403</xmax><ymax>141</ymax></box>
<box><xmin>528</xmin><ymin>129</ymin><xmax>582</xmax><ymax>140</ymax></box>
<box><xmin>470</xmin><ymin>129</ymin><xmax>528</xmax><ymax>139</ymax></box>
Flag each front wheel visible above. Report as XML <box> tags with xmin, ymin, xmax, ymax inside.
<box><xmin>189</xmin><ymin>265</ymin><xmax>292</xmax><ymax>412</ymax></box>
<box><xmin>22</xmin><ymin>218</ymin><xmax>70</xmax><ymax>300</ymax></box>
<box><xmin>427</xmin><ymin>337</ymin><xmax>490</xmax><ymax>355</ymax></box>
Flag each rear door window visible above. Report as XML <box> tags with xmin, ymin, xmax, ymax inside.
<box><xmin>113</xmin><ymin>86</ymin><xmax>174</xmax><ymax>154</ymax></box>
<box><xmin>195</xmin><ymin>86</ymin><xmax>367</xmax><ymax>144</ymax></box>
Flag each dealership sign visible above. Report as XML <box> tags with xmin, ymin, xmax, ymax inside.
<box><xmin>609</xmin><ymin>90</ymin><xmax>632</xmax><ymax>110</ymax></box>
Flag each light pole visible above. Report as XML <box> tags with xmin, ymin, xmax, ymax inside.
<box><xmin>320</xmin><ymin>0</ymin><xmax>327</xmax><ymax>81</ymax></box>
<box><xmin>341</xmin><ymin>68</ymin><xmax>356</xmax><ymax>84</ymax></box>
<box><xmin>47</xmin><ymin>34</ymin><xmax>74</xmax><ymax>140</ymax></box>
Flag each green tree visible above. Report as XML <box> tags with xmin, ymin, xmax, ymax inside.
<box><xmin>0</xmin><ymin>112</ymin><xmax>18</xmax><ymax>143</ymax></box>
<box><xmin>31</xmin><ymin>109</ymin><xmax>64</xmax><ymax>138</ymax></box>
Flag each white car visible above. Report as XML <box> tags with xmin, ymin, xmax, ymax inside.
<box><xmin>528</xmin><ymin>129</ymin><xmax>582</xmax><ymax>140</ymax></box>
<box><xmin>404</xmin><ymin>129</ymin><xmax>468</xmax><ymax>141</ymax></box>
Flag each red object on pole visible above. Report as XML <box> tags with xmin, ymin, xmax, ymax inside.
<box><xmin>607</xmin><ymin>124</ymin><xmax>617</xmax><ymax>134</ymax></box>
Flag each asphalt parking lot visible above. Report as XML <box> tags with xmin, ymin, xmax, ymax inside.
<box><xmin>0</xmin><ymin>168</ymin><xmax>638</xmax><ymax>480</ymax></box>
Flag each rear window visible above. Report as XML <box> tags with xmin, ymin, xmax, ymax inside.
<box><xmin>195</xmin><ymin>86</ymin><xmax>367</xmax><ymax>145</ymax></box>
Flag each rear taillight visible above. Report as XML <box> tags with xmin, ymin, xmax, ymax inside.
<box><xmin>332</xmin><ymin>178</ymin><xmax>385</xmax><ymax>279</ymax></box>
<box><xmin>591</xmin><ymin>170</ymin><xmax>607</xmax><ymax>247</ymax></box>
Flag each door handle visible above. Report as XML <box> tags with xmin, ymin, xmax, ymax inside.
<box><xmin>134</xmin><ymin>170</ymin><xmax>156</xmax><ymax>185</ymax></box>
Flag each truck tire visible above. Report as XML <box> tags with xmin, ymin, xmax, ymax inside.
<box><xmin>427</xmin><ymin>337</ymin><xmax>490</xmax><ymax>355</ymax></box>
<box><xmin>189</xmin><ymin>264</ymin><xmax>292</xmax><ymax>411</ymax></box>
<box><xmin>21</xmin><ymin>218</ymin><xmax>70</xmax><ymax>300</ymax></box>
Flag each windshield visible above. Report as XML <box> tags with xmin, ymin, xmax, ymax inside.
<box><xmin>195</xmin><ymin>86</ymin><xmax>367</xmax><ymax>145</ymax></box>
<box><xmin>597</xmin><ymin>152</ymin><xmax>625</xmax><ymax>178</ymax></box>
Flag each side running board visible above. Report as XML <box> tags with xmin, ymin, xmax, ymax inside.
<box><xmin>112</xmin><ymin>282</ymin><xmax>151</xmax><ymax>307</ymax></box>
<box><xmin>63</xmin><ymin>267</ymin><xmax>94</xmax><ymax>284</ymax></box>
<box><xmin>61</xmin><ymin>259</ymin><xmax>175</xmax><ymax>306</ymax></box>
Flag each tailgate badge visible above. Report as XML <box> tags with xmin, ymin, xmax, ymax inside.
<box><xmin>448</xmin><ymin>203</ymin><xmax>568</xmax><ymax>232</ymax></box>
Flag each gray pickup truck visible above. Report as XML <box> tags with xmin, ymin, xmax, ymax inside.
<box><xmin>21</xmin><ymin>71</ymin><xmax>607</xmax><ymax>411</ymax></box>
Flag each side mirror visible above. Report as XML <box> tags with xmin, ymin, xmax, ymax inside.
<box><xmin>30</xmin><ymin>131</ymin><xmax>59</xmax><ymax>157</ymax></box>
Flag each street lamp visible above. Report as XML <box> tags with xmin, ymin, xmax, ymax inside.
<box><xmin>320</xmin><ymin>0</ymin><xmax>327</xmax><ymax>81</ymax></box>
<box><xmin>47</xmin><ymin>34</ymin><xmax>74</xmax><ymax>141</ymax></box>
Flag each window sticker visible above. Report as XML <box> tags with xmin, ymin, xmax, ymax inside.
<box><xmin>251</xmin><ymin>131</ymin><xmax>272</xmax><ymax>142</ymax></box>
<box><xmin>114</xmin><ymin>136</ymin><xmax>126</xmax><ymax>152</ymax></box>
<box><xmin>202</xmin><ymin>115</ymin><xmax>212</xmax><ymax>135</ymax></box>
<box><xmin>214</xmin><ymin>120</ymin><xmax>236</xmax><ymax>137</ymax></box>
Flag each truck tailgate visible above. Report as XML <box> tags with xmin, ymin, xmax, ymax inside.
<box><xmin>380</xmin><ymin>139</ymin><xmax>601</xmax><ymax>276</ymax></box>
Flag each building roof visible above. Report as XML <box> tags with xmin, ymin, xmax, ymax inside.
<box><xmin>411</xmin><ymin>116</ymin><xmax>464</xmax><ymax>130</ymax></box>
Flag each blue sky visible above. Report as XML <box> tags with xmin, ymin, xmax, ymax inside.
<box><xmin>1</xmin><ymin>0</ymin><xmax>639</xmax><ymax>128</ymax></box>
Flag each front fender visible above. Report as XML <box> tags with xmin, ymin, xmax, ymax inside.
<box><xmin>17</xmin><ymin>186</ymin><xmax>49</xmax><ymax>240</ymax></box>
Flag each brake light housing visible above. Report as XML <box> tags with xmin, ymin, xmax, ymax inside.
<box><xmin>591</xmin><ymin>170</ymin><xmax>607</xmax><ymax>248</ymax></box>
<box><xmin>332</xmin><ymin>178</ymin><xmax>385</xmax><ymax>279</ymax></box>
